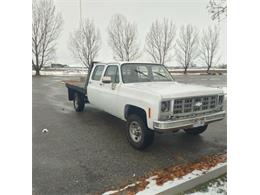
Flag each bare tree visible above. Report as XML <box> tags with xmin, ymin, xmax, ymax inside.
<box><xmin>107</xmin><ymin>14</ymin><xmax>140</xmax><ymax>61</ymax></box>
<box><xmin>145</xmin><ymin>18</ymin><xmax>176</xmax><ymax>64</ymax></box>
<box><xmin>207</xmin><ymin>0</ymin><xmax>227</xmax><ymax>21</ymax></box>
<box><xmin>69</xmin><ymin>19</ymin><xmax>101</xmax><ymax>68</ymax></box>
<box><xmin>176</xmin><ymin>25</ymin><xmax>200</xmax><ymax>74</ymax></box>
<box><xmin>32</xmin><ymin>0</ymin><xmax>63</xmax><ymax>76</ymax></box>
<box><xmin>200</xmin><ymin>26</ymin><xmax>220</xmax><ymax>73</ymax></box>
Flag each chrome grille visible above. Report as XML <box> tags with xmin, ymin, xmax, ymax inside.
<box><xmin>173</xmin><ymin>95</ymin><xmax>218</xmax><ymax>115</ymax></box>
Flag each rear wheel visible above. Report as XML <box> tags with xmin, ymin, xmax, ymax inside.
<box><xmin>73</xmin><ymin>93</ymin><xmax>85</xmax><ymax>112</ymax></box>
<box><xmin>184</xmin><ymin>125</ymin><xmax>208</xmax><ymax>135</ymax></box>
<box><xmin>126</xmin><ymin>114</ymin><xmax>154</xmax><ymax>150</ymax></box>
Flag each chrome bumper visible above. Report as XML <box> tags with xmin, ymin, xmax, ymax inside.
<box><xmin>153</xmin><ymin>111</ymin><xmax>226</xmax><ymax>132</ymax></box>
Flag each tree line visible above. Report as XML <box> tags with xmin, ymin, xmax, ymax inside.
<box><xmin>32</xmin><ymin>0</ymin><xmax>225</xmax><ymax>76</ymax></box>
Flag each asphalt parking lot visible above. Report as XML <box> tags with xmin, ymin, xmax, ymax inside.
<box><xmin>32</xmin><ymin>74</ymin><xmax>227</xmax><ymax>195</ymax></box>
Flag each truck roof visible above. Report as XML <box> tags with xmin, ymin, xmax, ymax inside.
<box><xmin>93</xmin><ymin>61</ymin><xmax>163</xmax><ymax>66</ymax></box>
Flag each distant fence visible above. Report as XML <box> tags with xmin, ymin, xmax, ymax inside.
<box><xmin>168</xmin><ymin>68</ymin><xmax>227</xmax><ymax>74</ymax></box>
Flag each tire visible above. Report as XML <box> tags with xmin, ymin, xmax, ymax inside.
<box><xmin>126</xmin><ymin>114</ymin><xmax>154</xmax><ymax>150</ymax></box>
<box><xmin>184</xmin><ymin>125</ymin><xmax>208</xmax><ymax>135</ymax></box>
<box><xmin>73</xmin><ymin>92</ymin><xmax>85</xmax><ymax>112</ymax></box>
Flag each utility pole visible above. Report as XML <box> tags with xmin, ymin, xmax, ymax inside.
<box><xmin>80</xmin><ymin>0</ymin><xmax>82</xmax><ymax>26</ymax></box>
<box><xmin>79</xmin><ymin>0</ymin><xmax>84</xmax><ymax>73</ymax></box>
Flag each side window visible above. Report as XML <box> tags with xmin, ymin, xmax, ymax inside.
<box><xmin>91</xmin><ymin>65</ymin><xmax>105</xmax><ymax>81</ymax></box>
<box><xmin>104</xmin><ymin>66</ymin><xmax>119</xmax><ymax>83</ymax></box>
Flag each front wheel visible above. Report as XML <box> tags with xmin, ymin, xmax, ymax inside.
<box><xmin>126</xmin><ymin>114</ymin><xmax>154</xmax><ymax>150</ymax></box>
<box><xmin>184</xmin><ymin>125</ymin><xmax>208</xmax><ymax>135</ymax></box>
<box><xmin>73</xmin><ymin>92</ymin><xmax>85</xmax><ymax>112</ymax></box>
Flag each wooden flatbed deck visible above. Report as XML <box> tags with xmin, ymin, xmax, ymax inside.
<box><xmin>65</xmin><ymin>79</ymin><xmax>87</xmax><ymax>95</ymax></box>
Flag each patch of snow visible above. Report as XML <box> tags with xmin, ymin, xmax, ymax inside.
<box><xmin>102</xmin><ymin>190</ymin><xmax>119</xmax><ymax>195</ymax></box>
<box><xmin>136</xmin><ymin>163</ymin><xmax>226</xmax><ymax>195</ymax></box>
<box><xmin>32</xmin><ymin>70</ymin><xmax>87</xmax><ymax>76</ymax></box>
<box><xmin>102</xmin><ymin>182</ymin><xmax>140</xmax><ymax>195</ymax></box>
<box><xmin>102</xmin><ymin>163</ymin><xmax>226</xmax><ymax>195</ymax></box>
<box><xmin>135</xmin><ymin>170</ymin><xmax>200</xmax><ymax>195</ymax></box>
<box><xmin>186</xmin><ymin>176</ymin><xmax>227</xmax><ymax>194</ymax></box>
<box><xmin>169</xmin><ymin>68</ymin><xmax>226</xmax><ymax>71</ymax></box>
<box><xmin>171</xmin><ymin>73</ymin><xmax>205</xmax><ymax>76</ymax></box>
<box><xmin>171</xmin><ymin>73</ymin><xmax>185</xmax><ymax>75</ymax></box>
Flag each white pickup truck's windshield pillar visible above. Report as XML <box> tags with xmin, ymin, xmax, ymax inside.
<box><xmin>121</xmin><ymin>64</ymin><xmax>174</xmax><ymax>83</ymax></box>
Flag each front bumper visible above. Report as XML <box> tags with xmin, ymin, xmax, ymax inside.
<box><xmin>153</xmin><ymin>111</ymin><xmax>226</xmax><ymax>132</ymax></box>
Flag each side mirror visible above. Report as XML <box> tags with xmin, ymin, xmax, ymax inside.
<box><xmin>102</xmin><ymin>76</ymin><xmax>112</xmax><ymax>84</ymax></box>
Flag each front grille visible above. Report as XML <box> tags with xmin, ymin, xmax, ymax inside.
<box><xmin>173</xmin><ymin>95</ymin><xmax>218</xmax><ymax>115</ymax></box>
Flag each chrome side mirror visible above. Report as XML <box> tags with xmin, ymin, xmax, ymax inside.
<box><xmin>102</xmin><ymin>76</ymin><xmax>112</xmax><ymax>84</ymax></box>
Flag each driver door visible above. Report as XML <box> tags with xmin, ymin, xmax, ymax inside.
<box><xmin>101</xmin><ymin>65</ymin><xmax>120</xmax><ymax>117</ymax></box>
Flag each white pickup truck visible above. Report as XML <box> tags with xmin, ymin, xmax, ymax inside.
<box><xmin>65</xmin><ymin>62</ymin><xmax>225</xmax><ymax>150</ymax></box>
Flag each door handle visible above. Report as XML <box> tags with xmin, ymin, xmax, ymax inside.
<box><xmin>99</xmin><ymin>83</ymin><xmax>104</xmax><ymax>86</ymax></box>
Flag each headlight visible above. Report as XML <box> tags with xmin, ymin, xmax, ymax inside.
<box><xmin>218</xmin><ymin>95</ymin><xmax>224</xmax><ymax>105</ymax></box>
<box><xmin>161</xmin><ymin>101</ymin><xmax>170</xmax><ymax>112</ymax></box>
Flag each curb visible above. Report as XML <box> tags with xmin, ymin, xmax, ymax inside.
<box><xmin>157</xmin><ymin>163</ymin><xmax>227</xmax><ymax>195</ymax></box>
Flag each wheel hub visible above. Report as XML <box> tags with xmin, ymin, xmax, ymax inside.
<box><xmin>129</xmin><ymin>121</ymin><xmax>142</xmax><ymax>143</ymax></box>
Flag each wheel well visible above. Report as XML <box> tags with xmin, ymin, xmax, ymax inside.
<box><xmin>125</xmin><ymin>105</ymin><xmax>147</xmax><ymax>124</ymax></box>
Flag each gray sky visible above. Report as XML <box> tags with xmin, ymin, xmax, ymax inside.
<box><xmin>53</xmin><ymin>0</ymin><xmax>226</xmax><ymax>67</ymax></box>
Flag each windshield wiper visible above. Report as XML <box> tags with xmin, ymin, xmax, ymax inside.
<box><xmin>153</xmin><ymin>72</ymin><xmax>168</xmax><ymax>79</ymax></box>
<box><xmin>135</xmin><ymin>69</ymin><xmax>150</xmax><ymax>79</ymax></box>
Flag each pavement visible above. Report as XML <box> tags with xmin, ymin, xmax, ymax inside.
<box><xmin>32</xmin><ymin>74</ymin><xmax>227</xmax><ymax>195</ymax></box>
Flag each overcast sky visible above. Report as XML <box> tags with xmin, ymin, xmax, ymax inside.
<box><xmin>52</xmin><ymin>0</ymin><xmax>226</xmax><ymax>67</ymax></box>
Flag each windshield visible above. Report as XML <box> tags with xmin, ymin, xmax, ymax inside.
<box><xmin>121</xmin><ymin>64</ymin><xmax>174</xmax><ymax>83</ymax></box>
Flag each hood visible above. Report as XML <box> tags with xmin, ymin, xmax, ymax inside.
<box><xmin>125</xmin><ymin>82</ymin><xmax>224</xmax><ymax>99</ymax></box>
